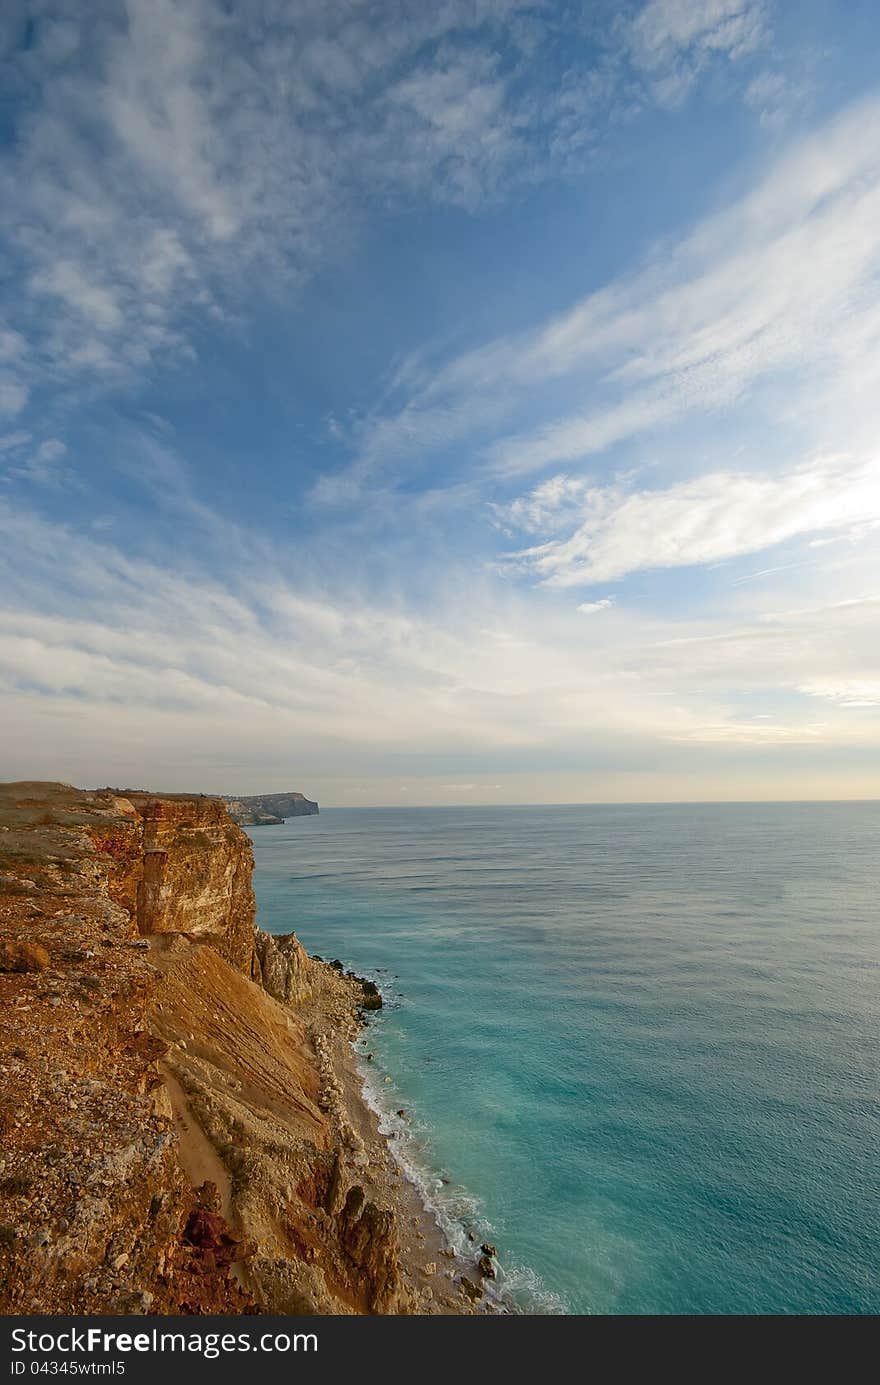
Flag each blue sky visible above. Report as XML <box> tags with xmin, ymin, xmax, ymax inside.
<box><xmin>2</xmin><ymin>0</ymin><xmax>880</xmax><ymax>804</ymax></box>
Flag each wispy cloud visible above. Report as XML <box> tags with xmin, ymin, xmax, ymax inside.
<box><xmin>0</xmin><ymin>433</ymin><xmax>73</xmax><ymax>487</ymax></box>
<box><xmin>743</xmin><ymin>67</ymin><xmax>811</xmax><ymax>128</ymax></box>
<box><xmin>1</xmin><ymin>487</ymin><xmax>878</xmax><ymax>790</ymax></box>
<box><xmin>490</xmin><ymin>474</ymin><xmax>595</xmax><ymax>535</ymax></box>
<box><xmin>0</xmin><ymin>431</ymin><xmax>31</xmax><ymax>453</ymax></box>
<box><xmin>339</xmin><ymin>89</ymin><xmax>880</xmax><ymax>507</ymax></box>
<box><xmin>483</xmin><ymin>89</ymin><xmax>880</xmax><ymax>474</ymax></box>
<box><xmin>0</xmin><ymin>330</ymin><xmax>29</xmax><ymax>418</ymax></box>
<box><xmin>625</xmin><ymin>0</ymin><xmax>770</xmax><ymax>105</ymax></box>
<box><xmin>0</xmin><ymin>1</ymin><xmax>644</xmax><ymax>414</ymax></box>
<box><xmin>503</xmin><ymin>453</ymin><xmax>880</xmax><ymax>586</ymax></box>
<box><xmin>671</xmin><ymin>719</ymin><xmax>828</xmax><ymax>745</ymax></box>
<box><xmin>800</xmin><ymin>679</ymin><xmax>880</xmax><ymax>708</ymax></box>
<box><xmin>1</xmin><ymin>1</ymin><xmax>783</xmax><ymax>438</ymax></box>
<box><xmin>0</xmin><ymin>1</ymin><xmax>533</xmax><ymax>409</ymax></box>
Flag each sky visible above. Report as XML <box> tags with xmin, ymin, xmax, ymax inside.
<box><xmin>1</xmin><ymin>0</ymin><xmax>880</xmax><ymax>806</ymax></box>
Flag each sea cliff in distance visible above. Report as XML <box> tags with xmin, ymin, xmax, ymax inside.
<box><xmin>222</xmin><ymin>790</ymin><xmax>319</xmax><ymax>826</ymax></box>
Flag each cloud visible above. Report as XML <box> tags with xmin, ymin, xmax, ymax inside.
<box><xmin>0</xmin><ymin>327</ymin><xmax>27</xmax><ymax>363</ymax></box>
<box><xmin>577</xmin><ymin>598</ymin><xmax>614</xmax><ymax>614</ymax></box>
<box><xmin>0</xmin><ymin>377</ymin><xmax>28</xmax><ymax>418</ymax></box>
<box><xmin>4</xmin><ymin>437</ymin><xmax>71</xmax><ymax>486</ymax></box>
<box><xmin>490</xmin><ymin>473</ymin><xmax>594</xmax><ymax>534</ymax></box>
<box><xmin>31</xmin><ymin>262</ymin><xmax>123</xmax><ymax>332</ymax></box>
<box><xmin>0</xmin><ymin>0</ymin><xmax>636</xmax><ymax>416</ymax></box>
<box><xmin>1</xmin><ymin>432</ymin><xmax>74</xmax><ymax>486</ymax></box>
<box><xmin>800</xmin><ymin>679</ymin><xmax>880</xmax><ymax>708</ymax></box>
<box><xmin>743</xmin><ymin>68</ymin><xmax>809</xmax><ymax>128</ymax></box>
<box><xmin>0</xmin><ymin>1</ymin><xmax>785</xmax><ymax>451</ymax></box>
<box><xmin>2</xmin><ymin>482</ymin><xmax>879</xmax><ymax>793</ymax></box>
<box><xmin>344</xmin><ymin>89</ymin><xmax>880</xmax><ymax>503</ymax></box>
<box><xmin>489</xmin><ymin>94</ymin><xmax>880</xmax><ymax>477</ymax></box>
<box><xmin>0</xmin><ymin>430</ymin><xmax>31</xmax><ymax>452</ymax></box>
<box><xmin>504</xmin><ymin>453</ymin><xmax>880</xmax><ymax>586</ymax></box>
<box><xmin>625</xmin><ymin>0</ymin><xmax>770</xmax><ymax>104</ymax></box>
<box><xmin>630</xmin><ymin>597</ymin><xmax>880</xmax><ymax>718</ymax></box>
<box><xmin>671</xmin><ymin>719</ymin><xmax>828</xmax><ymax>744</ymax></box>
<box><xmin>628</xmin><ymin>0</ymin><xmax>768</xmax><ymax>60</ymax></box>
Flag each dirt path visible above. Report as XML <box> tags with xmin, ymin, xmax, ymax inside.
<box><xmin>160</xmin><ymin>1064</ymin><xmax>235</xmax><ymax>1223</ymax></box>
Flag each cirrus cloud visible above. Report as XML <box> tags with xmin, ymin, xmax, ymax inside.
<box><xmin>503</xmin><ymin>453</ymin><xmax>880</xmax><ymax>586</ymax></box>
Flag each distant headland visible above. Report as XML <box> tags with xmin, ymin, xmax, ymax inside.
<box><xmin>222</xmin><ymin>791</ymin><xmax>319</xmax><ymax>826</ymax></box>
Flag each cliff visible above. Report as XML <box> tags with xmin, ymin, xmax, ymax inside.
<box><xmin>222</xmin><ymin>792</ymin><xmax>319</xmax><ymax>827</ymax></box>
<box><xmin>0</xmin><ymin>782</ymin><xmax>469</xmax><ymax>1316</ymax></box>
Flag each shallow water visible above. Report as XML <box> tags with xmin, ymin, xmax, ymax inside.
<box><xmin>249</xmin><ymin>802</ymin><xmax>880</xmax><ymax>1314</ymax></box>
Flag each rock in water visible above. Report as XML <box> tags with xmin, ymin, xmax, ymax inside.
<box><xmin>360</xmin><ymin>978</ymin><xmax>383</xmax><ymax>1010</ymax></box>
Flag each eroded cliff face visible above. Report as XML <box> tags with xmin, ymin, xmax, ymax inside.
<box><xmin>0</xmin><ymin>782</ymin><xmax>428</xmax><ymax>1317</ymax></box>
<box><xmin>128</xmin><ymin>794</ymin><xmax>256</xmax><ymax>973</ymax></box>
<box><xmin>251</xmin><ymin>927</ymin><xmax>316</xmax><ymax>1007</ymax></box>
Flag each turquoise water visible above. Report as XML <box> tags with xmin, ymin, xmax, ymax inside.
<box><xmin>248</xmin><ymin>803</ymin><xmax>880</xmax><ymax>1314</ymax></box>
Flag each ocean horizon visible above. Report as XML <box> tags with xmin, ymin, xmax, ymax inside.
<box><xmin>250</xmin><ymin>801</ymin><xmax>880</xmax><ymax>1315</ymax></box>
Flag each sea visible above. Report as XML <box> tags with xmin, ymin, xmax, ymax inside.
<box><xmin>248</xmin><ymin>802</ymin><xmax>880</xmax><ymax>1315</ymax></box>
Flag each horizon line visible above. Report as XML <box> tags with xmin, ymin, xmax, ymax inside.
<box><xmin>299</xmin><ymin>795</ymin><xmax>880</xmax><ymax>810</ymax></box>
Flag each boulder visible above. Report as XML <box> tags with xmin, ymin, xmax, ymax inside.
<box><xmin>359</xmin><ymin>978</ymin><xmax>383</xmax><ymax>1010</ymax></box>
<box><xmin>0</xmin><ymin>940</ymin><xmax>50</xmax><ymax>972</ymax></box>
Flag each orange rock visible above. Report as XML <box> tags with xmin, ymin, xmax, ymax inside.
<box><xmin>0</xmin><ymin>940</ymin><xmax>50</xmax><ymax>972</ymax></box>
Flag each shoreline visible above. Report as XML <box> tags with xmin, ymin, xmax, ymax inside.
<box><xmin>307</xmin><ymin>968</ymin><xmax>498</xmax><ymax>1313</ymax></box>
<box><xmin>297</xmin><ymin>958</ymin><xmax>563</xmax><ymax>1316</ymax></box>
<box><xmin>332</xmin><ymin>1024</ymin><xmax>473</xmax><ymax>1311</ymax></box>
